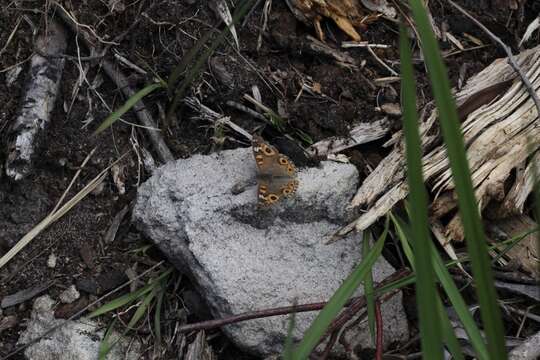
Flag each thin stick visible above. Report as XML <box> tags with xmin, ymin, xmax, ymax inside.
<box><xmin>0</xmin><ymin>17</ymin><xmax>22</xmax><ymax>57</ymax></box>
<box><xmin>178</xmin><ymin>269</ymin><xmax>410</xmax><ymax>334</ymax></box>
<box><xmin>177</xmin><ymin>299</ymin><xmax>333</xmax><ymax>333</ymax></box>
<box><xmin>51</xmin><ymin>147</ymin><xmax>96</xmax><ymax>214</ymax></box>
<box><xmin>446</xmin><ymin>0</ymin><xmax>540</xmax><ymax>116</ymax></box>
<box><xmin>319</xmin><ymin>330</ymin><xmax>340</xmax><ymax>359</ymax></box>
<box><xmin>367</xmin><ymin>46</ymin><xmax>399</xmax><ymax>76</ymax></box>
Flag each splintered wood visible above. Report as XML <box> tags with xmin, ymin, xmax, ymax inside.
<box><xmin>336</xmin><ymin>46</ymin><xmax>540</xmax><ymax>254</ymax></box>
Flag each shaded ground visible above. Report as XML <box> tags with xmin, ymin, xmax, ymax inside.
<box><xmin>0</xmin><ymin>0</ymin><xmax>538</xmax><ymax>358</ymax></box>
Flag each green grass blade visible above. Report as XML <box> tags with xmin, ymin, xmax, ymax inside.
<box><xmin>93</xmin><ymin>82</ymin><xmax>163</xmax><ymax>136</ymax></box>
<box><xmin>291</xmin><ymin>221</ymin><xmax>388</xmax><ymax>359</ymax></box>
<box><xmin>390</xmin><ymin>210</ymin><xmax>487</xmax><ymax>357</ymax></box>
<box><xmin>362</xmin><ymin>231</ymin><xmax>376</xmax><ymax>343</ymax></box>
<box><xmin>389</xmin><ymin>212</ymin><xmax>415</xmax><ymax>270</ymax></box>
<box><xmin>490</xmin><ymin>225</ymin><xmax>539</xmax><ymax>265</ymax></box>
<box><xmin>376</xmin><ymin>273</ymin><xmax>416</xmax><ymax>295</ymax></box>
<box><xmin>87</xmin><ymin>285</ymin><xmax>153</xmax><ymax>319</ymax></box>
<box><xmin>87</xmin><ymin>268</ymin><xmax>173</xmax><ymax>319</ymax></box>
<box><xmin>127</xmin><ymin>285</ymin><xmax>158</xmax><ymax>330</ymax></box>
<box><xmin>400</xmin><ymin>23</ymin><xmax>443</xmax><ymax>358</ymax></box>
<box><xmin>166</xmin><ymin>0</ymin><xmax>255</xmax><ymax>121</ymax></box>
<box><xmin>436</xmin><ymin>297</ymin><xmax>465</xmax><ymax>360</ymax></box>
<box><xmin>167</xmin><ymin>29</ymin><xmax>215</xmax><ymax>93</ymax></box>
<box><xmin>431</xmin><ymin>241</ymin><xmax>489</xmax><ymax>359</ymax></box>
<box><xmin>407</xmin><ymin>1</ymin><xmax>506</xmax><ymax>357</ymax></box>
<box><xmin>98</xmin><ymin>319</ymin><xmax>117</xmax><ymax>360</ymax></box>
<box><xmin>391</xmin><ymin>211</ymin><xmax>488</xmax><ymax>358</ymax></box>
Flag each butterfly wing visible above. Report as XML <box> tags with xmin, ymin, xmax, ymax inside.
<box><xmin>252</xmin><ymin>135</ymin><xmax>297</xmax><ymax>177</ymax></box>
<box><xmin>252</xmin><ymin>135</ymin><xmax>299</xmax><ymax>205</ymax></box>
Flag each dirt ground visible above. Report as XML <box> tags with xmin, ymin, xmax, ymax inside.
<box><xmin>0</xmin><ymin>0</ymin><xmax>538</xmax><ymax>359</ymax></box>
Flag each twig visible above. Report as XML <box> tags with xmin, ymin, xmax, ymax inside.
<box><xmin>314</xmin><ymin>269</ymin><xmax>410</xmax><ymax>354</ymax></box>
<box><xmin>0</xmin><ymin>16</ymin><xmax>22</xmax><ymax>57</ymax></box>
<box><xmin>367</xmin><ymin>46</ymin><xmax>398</xmax><ymax>76</ymax></box>
<box><xmin>341</xmin><ymin>41</ymin><xmax>391</xmax><ymax>49</ymax></box>
<box><xmin>319</xmin><ymin>330</ymin><xmax>340</xmax><ymax>359</ymax></box>
<box><xmin>177</xmin><ymin>300</ymin><xmax>334</xmax><ymax>333</ymax></box>
<box><xmin>226</xmin><ymin>100</ymin><xmax>267</xmax><ymax>122</ymax></box>
<box><xmin>51</xmin><ymin>147</ymin><xmax>96</xmax><ymax>214</ymax></box>
<box><xmin>446</xmin><ymin>0</ymin><xmax>540</xmax><ymax>117</ymax></box>
<box><xmin>185</xmin><ymin>97</ymin><xmax>252</xmax><ymax>140</ymax></box>
<box><xmin>177</xmin><ymin>268</ymin><xmax>410</xmax><ymax>334</ymax></box>
<box><xmin>1</xmin><ymin>282</ymin><xmax>53</xmax><ymax>308</ymax></box>
<box><xmin>241</xmin><ymin>0</ymin><xmax>263</xmax><ymax>26</ymax></box>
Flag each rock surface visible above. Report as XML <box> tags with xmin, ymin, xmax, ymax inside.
<box><xmin>18</xmin><ymin>295</ymin><xmax>140</xmax><ymax>360</ymax></box>
<box><xmin>133</xmin><ymin>147</ymin><xmax>408</xmax><ymax>356</ymax></box>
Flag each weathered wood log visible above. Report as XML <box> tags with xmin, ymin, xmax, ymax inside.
<box><xmin>5</xmin><ymin>20</ymin><xmax>67</xmax><ymax>180</ymax></box>
<box><xmin>337</xmin><ymin>45</ymin><xmax>540</xmax><ymax>242</ymax></box>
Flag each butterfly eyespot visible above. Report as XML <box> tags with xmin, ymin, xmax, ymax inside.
<box><xmin>283</xmin><ymin>189</ymin><xmax>291</xmax><ymax>195</ymax></box>
<box><xmin>262</xmin><ymin>146</ymin><xmax>275</xmax><ymax>155</ymax></box>
<box><xmin>268</xmin><ymin>194</ymin><xmax>279</xmax><ymax>201</ymax></box>
<box><xmin>279</xmin><ymin>157</ymin><xmax>288</xmax><ymax>165</ymax></box>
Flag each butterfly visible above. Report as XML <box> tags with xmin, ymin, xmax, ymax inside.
<box><xmin>252</xmin><ymin>135</ymin><xmax>299</xmax><ymax>205</ymax></box>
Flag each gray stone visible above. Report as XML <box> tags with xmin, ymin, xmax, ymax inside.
<box><xmin>18</xmin><ymin>295</ymin><xmax>141</xmax><ymax>360</ymax></box>
<box><xmin>133</xmin><ymin>147</ymin><xmax>408</xmax><ymax>356</ymax></box>
<box><xmin>59</xmin><ymin>285</ymin><xmax>80</xmax><ymax>304</ymax></box>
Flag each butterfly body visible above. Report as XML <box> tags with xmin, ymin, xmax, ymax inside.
<box><xmin>252</xmin><ymin>135</ymin><xmax>299</xmax><ymax>205</ymax></box>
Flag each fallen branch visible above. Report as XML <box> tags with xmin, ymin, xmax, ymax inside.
<box><xmin>5</xmin><ymin>19</ymin><xmax>67</xmax><ymax>180</ymax></box>
<box><xmin>335</xmin><ymin>45</ymin><xmax>540</xmax><ymax>243</ymax></box>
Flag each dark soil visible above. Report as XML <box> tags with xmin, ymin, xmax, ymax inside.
<box><xmin>0</xmin><ymin>0</ymin><xmax>538</xmax><ymax>359</ymax></box>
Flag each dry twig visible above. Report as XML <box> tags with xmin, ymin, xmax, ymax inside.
<box><xmin>446</xmin><ymin>0</ymin><xmax>540</xmax><ymax>117</ymax></box>
<box><xmin>177</xmin><ymin>269</ymin><xmax>409</xmax><ymax>335</ymax></box>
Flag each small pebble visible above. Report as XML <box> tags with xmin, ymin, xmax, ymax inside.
<box><xmin>379</xmin><ymin>103</ymin><xmax>402</xmax><ymax>117</ymax></box>
<box><xmin>47</xmin><ymin>253</ymin><xmax>57</xmax><ymax>268</ymax></box>
<box><xmin>59</xmin><ymin>285</ymin><xmax>80</xmax><ymax>304</ymax></box>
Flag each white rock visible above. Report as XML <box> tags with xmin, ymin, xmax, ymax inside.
<box><xmin>59</xmin><ymin>285</ymin><xmax>80</xmax><ymax>304</ymax></box>
<box><xmin>18</xmin><ymin>296</ymin><xmax>140</xmax><ymax>360</ymax></box>
<box><xmin>46</xmin><ymin>253</ymin><xmax>57</xmax><ymax>268</ymax></box>
<box><xmin>133</xmin><ymin>147</ymin><xmax>408</xmax><ymax>356</ymax></box>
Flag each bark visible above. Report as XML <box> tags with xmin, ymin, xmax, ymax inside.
<box><xmin>5</xmin><ymin>20</ymin><xmax>67</xmax><ymax>180</ymax></box>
